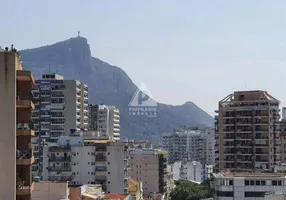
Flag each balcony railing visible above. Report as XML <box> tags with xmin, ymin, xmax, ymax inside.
<box><xmin>17</xmin><ymin>121</ymin><xmax>35</xmax><ymax>136</ymax></box>
<box><xmin>95</xmin><ymin>156</ymin><xmax>106</xmax><ymax>161</ymax></box>
<box><xmin>49</xmin><ymin>175</ymin><xmax>73</xmax><ymax>181</ymax></box>
<box><xmin>16</xmin><ymin>176</ymin><xmax>34</xmax><ymax>195</ymax></box>
<box><xmin>49</xmin><ymin>146</ymin><xmax>71</xmax><ymax>152</ymax></box>
<box><xmin>95</xmin><ymin>167</ymin><xmax>107</xmax><ymax>171</ymax></box>
<box><xmin>16</xmin><ymin>149</ymin><xmax>34</xmax><ymax>165</ymax></box>
<box><xmin>47</xmin><ymin>166</ymin><xmax>71</xmax><ymax>171</ymax></box>
<box><xmin>48</xmin><ymin>156</ymin><xmax>71</xmax><ymax>162</ymax></box>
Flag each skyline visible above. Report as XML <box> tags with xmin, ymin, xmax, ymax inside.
<box><xmin>1</xmin><ymin>0</ymin><xmax>286</xmax><ymax>115</ymax></box>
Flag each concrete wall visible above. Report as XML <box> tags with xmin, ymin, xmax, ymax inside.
<box><xmin>0</xmin><ymin>51</ymin><xmax>16</xmax><ymax>200</ymax></box>
<box><xmin>129</xmin><ymin>153</ymin><xmax>159</xmax><ymax>195</ymax></box>
<box><xmin>106</xmin><ymin>144</ymin><xmax>126</xmax><ymax>194</ymax></box>
<box><xmin>71</xmin><ymin>146</ymin><xmax>96</xmax><ymax>185</ymax></box>
<box><xmin>64</xmin><ymin>80</ymin><xmax>77</xmax><ymax>135</ymax></box>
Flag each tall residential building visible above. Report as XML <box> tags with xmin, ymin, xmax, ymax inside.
<box><xmin>162</xmin><ymin>127</ymin><xmax>215</xmax><ymax>165</ymax></box>
<box><xmin>31</xmin><ymin>73</ymin><xmax>89</xmax><ymax>177</ymax></box>
<box><xmin>129</xmin><ymin>148</ymin><xmax>168</xmax><ymax>197</ymax></box>
<box><xmin>89</xmin><ymin>104</ymin><xmax>120</xmax><ymax>140</ymax></box>
<box><xmin>280</xmin><ymin>108</ymin><xmax>286</xmax><ymax>163</ymax></box>
<box><xmin>215</xmin><ymin>90</ymin><xmax>280</xmax><ymax>172</ymax></box>
<box><xmin>42</xmin><ymin>131</ymin><xmax>129</xmax><ymax>194</ymax></box>
<box><xmin>0</xmin><ymin>48</ymin><xmax>35</xmax><ymax>200</ymax></box>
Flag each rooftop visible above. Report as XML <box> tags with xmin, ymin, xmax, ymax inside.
<box><xmin>214</xmin><ymin>172</ymin><xmax>286</xmax><ymax>178</ymax></box>
<box><xmin>104</xmin><ymin>193</ymin><xmax>128</xmax><ymax>200</ymax></box>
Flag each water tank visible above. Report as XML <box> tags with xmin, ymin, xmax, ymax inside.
<box><xmin>33</xmin><ymin>176</ymin><xmax>41</xmax><ymax>182</ymax></box>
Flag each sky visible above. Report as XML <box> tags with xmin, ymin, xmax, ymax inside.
<box><xmin>1</xmin><ymin>0</ymin><xmax>286</xmax><ymax>115</ymax></box>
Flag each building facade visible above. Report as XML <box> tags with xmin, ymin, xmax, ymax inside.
<box><xmin>89</xmin><ymin>104</ymin><xmax>120</xmax><ymax>140</ymax></box>
<box><xmin>42</xmin><ymin>132</ymin><xmax>129</xmax><ymax>194</ymax></box>
<box><xmin>169</xmin><ymin>161</ymin><xmax>213</xmax><ymax>183</ymax></box>
<box><xmin>215</xmin><ymin>90</ymin><xmax>280</xmax><ymax>172</ymax></box>
<box><xmin>162</xmin><ymin>127</ymin><xmax>215</xmax><ymax>165</ymax></box>
<box><xmin>212</xmin><ymin>172</ymin><xmax>286</xmax><ymax>200</ymax></box>
<box><xmin>129</xmin><ymin>148</ymin><xmax>168</xmax><ymax>196</ymax></box>
<box><xmin>0</xmin><ymin>48</ymin><xmax>35</xmax><ymax>200</ymax></box>
<box><xmin>31</xmin><ymin>182</ymin><xmax>69</xmax><ymax>200</ymax></box>
<box><xmin>280</xmin><ymin>108</ymin><xmax>286</xmax><ymax>163</ymax></box>
<box><xmin>31</xmin><ymin>73</ymin><xmax>88</xmax><ymax>177</ymax></box>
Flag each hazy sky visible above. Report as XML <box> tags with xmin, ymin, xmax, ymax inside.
<box><xmin>1</xmin><ymin>0</ymin><xmax>286</xmax><ymax>115</ymax></box>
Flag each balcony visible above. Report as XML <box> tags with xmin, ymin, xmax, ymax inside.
<box><xmin>17</xmin><ymin>100</ymin><xmax>35</xmax><ymax>110</ymax></box>
<box><xmin>17</xmin><ymin>70</ymin><xmax>35</xmax><ymax>84</ymax></box>
<box><xmin>49</xmin><ymin>175</ymin><xmax>73</xmax><ymax>181</ymax></box>
<box><xmin>95</xmin><ymin>156</ymin><xmax>106</xmax><ymax>162</ymax></box>
<box><xmin>47</xmin><ymin>166</ymin><xmax>71</xmax><ymax>172</ymax></box>
<box><xmin>95</xmin><ymin>166</ymin><xmax>107</xmax><ymax>171</ymax></box>
<box><xmin>95</xmin><ymin>171</ymin><xmax>107</xmax><ymax>176</ymax></box>
<box><xmin>17</xmin><ymin>122</ymin><xmax>35</xmax><ymax>136</ymax></box>
<box><xmin>16</xmin><ymin>150</ymin><xmax>34</xmax><ymax>165</ymax></box>
<box><xmin>49</xmin><ymin>146</ymin><xmax>71</xmax><ymax>152</ymax></box>
<box><xmin>48</xmin><ymin>155</ymin><xmax>71</xmax><ymax>162</ymax></box>
<box><xmin>16</xmin><ymin>180</ymin><xmax>34</xmax><ymax>195</ymax></box>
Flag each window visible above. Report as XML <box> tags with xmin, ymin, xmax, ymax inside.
<box><xmin>278</xmin><ymin>181</ymin><xmax>282</xmax><ymax>186</ymax></box>
<box><xmin>272</xmin><ymin>181</ymin><xmax>278</xmax><ymax>186</ymax></box>
<box><xmin>261</xmin><ymin>180</ymin><xmax>266</xmax><ymax>185</ymax></box>
<box><xmin>250</xmin><ymin>180</ymin><xmax>254</xmax><ymax>185</ymax></box>
<box><xmin>108</xmin><ymin>172</ymin><xmax>110</xmax><ymax>174</ymax></box>
<box><xmin>245</xmin><ymin>180</ymin><xmax>249</xmax><ymax>185</ymax></box>
<box><xmin>256</xmin><ymin>181</ymin><xmax>260</xmax><ymax>185</ymax></box>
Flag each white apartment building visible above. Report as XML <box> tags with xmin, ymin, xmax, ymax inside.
<box><xmin>129</xmin><ymin>148</ymin><xmax>168</xmax><ymax>197</ymax></box>
<box><xmin>212</xmin><ymin>172</ymin><xmax>286</xmax><ymax>200</ymax></box>
<box><xmin>42</xmin><ymin>132</ymin><xmax>129</xmax><ymax>194</ymax></box>
<box><xmin>89</xmin><ymin>104</ymin><xmax>120</xmax><ymax>140</ymax></box>
<box><xmin>169</xmin><ymin>161</ymin><xmax>213</xmax><ymax>183</ymax></box>
<box><xmin>162</xmin><ymin>127</ymin><xmax>215</xmax><ymax>165</ymax></box>
<box><xmin>31</xmin><ymin>73</ymin><xmax>89</xmax><ymax>177</ymax></box>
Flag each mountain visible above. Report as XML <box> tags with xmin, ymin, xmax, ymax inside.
<box><xmin>19</xmin><ymin>36</ymin><xmax>214</xmax><ymax>141</ymax></box>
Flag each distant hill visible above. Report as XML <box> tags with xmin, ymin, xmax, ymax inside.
<box><xmin>20</xmin><ymin>36</ymin><xmax>214</xmax><ymax>141</ymax></box>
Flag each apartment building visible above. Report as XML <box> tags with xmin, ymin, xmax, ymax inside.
<box><xmin>169</xmin><ymin>161</ymin><xmax>213</xmax><ymax>183</ymax></box>
<box><xmin>162</xmin><ymin>127</ymin><xmax>215</xmax><ymax>165</ymax></box>
<box><xmin>215</xmin><ymin>90</ymin><xmax>280</xmax><ymax>172</ymax></box>
<box><xmin>129</xmin><ymin>148</ymin><xmax>168</xmax><ymax>197</ymax></box>
<box><xmin>0</xmin><ymin>47</ymin><xmax>35</xmax><ymax>200</ymax></box>
<box><xmin>212</xmin><ymin>172</ymin><xmax>286</xmax><ymax>200</ymax></box>
<box><xmin>280</xmin><ymin>108</ymin><xmax>286</xmax><ymax>163</ymax></box>
<box><xmin>31</xmin><ymin>181</ymin><xmax>69</xmax><ymax>200</ymax></box>
<box><xmin>31</xmin><ymin>73</ymin><xmax>89</xmax><ymax>177</ymax></box>
<box><xmin>42</xmin><ymin>132</ymin><xmax>129</xmax><ymax>194</ymax></box>
<box><xmin>89</xmin><ymin>104</ymin><xmax>120</xmax><ymax>140</ymax></box>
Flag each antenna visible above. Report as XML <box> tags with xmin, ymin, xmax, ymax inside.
<box><xmin>78</xmin><ymin>31</ymin><xmax>80</xmax><ymax>37</ymax></box>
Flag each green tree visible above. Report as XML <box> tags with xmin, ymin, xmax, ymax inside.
<box><xmin>170</xmin><ymin>180</ymin><xmax>213</xmax><ymax>200</ymax></box>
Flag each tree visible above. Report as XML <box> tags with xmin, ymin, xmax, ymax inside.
<box><xmin>170</xmin><ymin>180</ymin><xmax>213</xmax><ymax>200</ymax></box>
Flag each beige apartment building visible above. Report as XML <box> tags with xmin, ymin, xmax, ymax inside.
<box><xmin>129</xmin><ymin>149</ymin><xmax>168</xmax><ymax>197</ymax></box>
<box><xmin>32</xmin><ymin>181</ymin><xmax>69</xmax><ymax>200</ymax></box>
<box><xmin>0</xmin><ymin>47</ymin><xmax>35</xmax><ymax>200</ymax></box>
<box><xmin>215</xmin><ymin>90</ymin><xmax>280</xmax><ymax>172</ymax></box>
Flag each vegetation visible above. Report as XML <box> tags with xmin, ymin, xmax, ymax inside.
<box><xmin>170</xmin><ymin>179</ymin><xmax>213</xmax><ymax>200</ymax></box>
